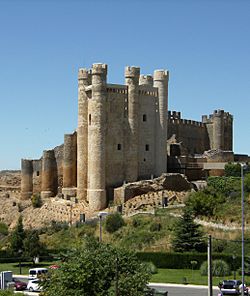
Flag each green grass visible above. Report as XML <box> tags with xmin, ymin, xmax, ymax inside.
<box><xmin>151</xmin><ymin>268</ymin><xmax>250</xmax><ymax>286</ymax></box>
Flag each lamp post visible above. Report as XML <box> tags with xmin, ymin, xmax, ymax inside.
<box><xmin>18</xmin><ymin>249</ymin><xmax>22</xmax><ymax>275</ymax></box>
<box><xmin>241</xmin><ymin>163</ymin><xmax>246</xmax><ymax>296</ymax></box>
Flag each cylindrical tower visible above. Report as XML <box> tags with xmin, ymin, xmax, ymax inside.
<box><xmin>77</xmin><ymin>68</ymin><xmax>91</xmax><ymax>200</ymax></box>
<box><xmin>153</xmin><ymin>69</ymin><xmax>169</xmax><ymax>177</ymax></box>
<box><xmin>139</xmin><ymin>75</ymin><xmax>153</xmax><ymax>86</ymax></box>
<box><xmin>125</xmin><ymin>66</ymin><xmax>140</xmax><ymax>182</ymax></box>
<box><xmin>41</xmin><ymin>150</ymin><xmax>57</xmax><ymax>198</ymax></box>
<box><xmin>87</xmin><ymin>63</ymin><xmax>107</xmax><ymax>210</ymax></box>
<box><xmin>21</xmin><ymin>159</ymin><xmax>33</xmax><ymax>199</ymax></box>
<box><xmin>63</xmin><ymin>132</ymin><xmax>77</xmax><ymax>188</ymax></box>
<box><xmin>212</xmin><ymin>110</ymin><xmax>224</xmax><ymax>150</ymax></box>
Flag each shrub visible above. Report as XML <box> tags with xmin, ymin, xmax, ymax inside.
<box><xmin>200</xmin><ymin>259</ymin><xmax>231</xmax><ymax>276</ymax></box>
<box><xmin>225</xmin><ymin>163</ymin><xmax>241</xmax><ymax>177</ymax></box>
<box><xmin>145</xmin><ymin>261</ymin><xmax>158</xmax><ymax>274</ymax></box>
<box><xmin>149</xmin><ymin>222</ymin><xmax>162</xmax><ymax>232</ymax></box>
<box><xmin>207</xmin><ymin>176</ymin><xmax>240</xmax><ymax>196</ymax></box>
<box><xmin>31</xmin><ymin>194</ymin><xmax>42</xmax><ymax>208</ymax></box>
<box><xmin>0</xmin><ymin>222</ymin><xmax>8</xmax><ymax>236</ymax></box>
<box><xmin>105</xmin><ymin>213</ymin><xmax>125</xmax><ymax>233</ymax></box>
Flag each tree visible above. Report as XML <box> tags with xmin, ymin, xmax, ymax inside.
<box><xmin>23</xmin><ymin>230</ymin><xmax>45</xmax><ymax>262</ymax></box>
<box><xmin>42</xmin><ymin>239</ymin><xmax>150</xmax><ymax>296</ymax></box>
<box><xmin>224</xmin><ymin>163</ymin><xmax>241</xmax><ymax>177</ymax></box>
<box><xmin>105</xmin><ymin>213</ymin><xmax>125</xmax><ymax>233</ymax></box>
<box><xmin>171</xmin><ymin>208</ymin><xmax>206</xmax><ymax>252</ymax></box>
<box><xmin>9</xmin><ymin>215</ymin><xmax>25</xmax><ymax>254</ymax></box>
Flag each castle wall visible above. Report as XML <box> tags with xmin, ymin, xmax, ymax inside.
<box><xmin>21</xmin><ymin>159</ymin><xmax>33</xmax><ymax>199</ymax></box>
<box><xmin>105</xmin><ymin>85</ymin><xmax>127</xmax><ymax>188</ymax></box>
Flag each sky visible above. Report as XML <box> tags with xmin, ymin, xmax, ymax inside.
<box><xmin>0</xmin><ymin>0</ymin><xmax>249</xmax><ymax>170</ymax></box>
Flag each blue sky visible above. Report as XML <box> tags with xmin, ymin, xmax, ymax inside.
<box><xmin>0</xmin><ymin>0</ymin><xmax>249</xmax><ymax>170</ymax></box>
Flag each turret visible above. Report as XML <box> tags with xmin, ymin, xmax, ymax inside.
<box><xmin>125</xmin><ymin>66</ymin><xmax>140</xmax><ymax>182</ymax></box>
<box><xmin>139</xmin><ymin>75</ymin><xmax>153</xmax><ymax>86</ymax></box>
<box><xmin>63</xmin><ymin>132</ymin><xmax>77</xmax><ymax>189</ymax></box>
<box><xmin>41</xmin><ymin>150</ymin><xmax>57</xmax><ymax>198</ymax></box>
<box><xmin>87</xmin><ymin>63</ymin><xmax>107</xmax><ymax>210</ymax></box>
<box><xmin>21</xmin><ymin>159</ymin><xmax>33</xmax><ymax>199</ymax></box>
<box><xmin>77</xmin><ymin>68</ymin><xmax>91</xmax><ymax>200</ymax></box>
<box><xmin>212</xmin><ymin>110</ymin><xmax>224</xmax><ymax>150</ymax></box>
<box><xmin>154</xmin><ymin>69</ymin><xmax>169</xmax><ymax>176</ymax></box>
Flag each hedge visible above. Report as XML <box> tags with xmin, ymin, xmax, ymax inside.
<box><xmin>136</xmin><ymin>252</ymin><xmax>242</xmax><ymax>270</ymax></box>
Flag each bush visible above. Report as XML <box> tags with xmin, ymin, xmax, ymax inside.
<box><xmin>104</xmin><ymin>213</ymin><xmax>125</xmax><ymax>233</ymax></box>
<box><xmin>149</xmin><ymin>222</ymin><xmax>162</xmax><ymax>232</ymax></box>
<box><xmin>0</xmin><ymin>222</ymin><xmax>8</xmax><ymax>236</ymax></box>
<box><xmin>207</xmin><ymin>176</ymin><xmax>241</xmax><ymax>196</ymax></box>
<box><xmin>145</xmin><ymin>261</ymin><xmax>158</xmax><ymax>274</ymax></box>
<box><xmin>225</xmin><ymin>163</ymin><xmax>241</xmax><ymax>177</ymax></box>
<box><xmin>31</xmin><ymin>194</ymin><xmax>42</xmax><ymax>208</ymax></box>
<box><xmin>200</xmin><ymin>259</ymin><xmax>231</xmax><ymax>276</ymax></box>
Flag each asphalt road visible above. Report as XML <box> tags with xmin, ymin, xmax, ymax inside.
<box><xmin>149</xmin><ymin>283</ymin><xmax>220</xmax><ymax>296</ymax></box>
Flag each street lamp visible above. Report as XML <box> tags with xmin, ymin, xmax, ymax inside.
<box><xmin>241</xmin><ymin>163</ymin><xmax>246</xmax><ymax>296</ymax></box>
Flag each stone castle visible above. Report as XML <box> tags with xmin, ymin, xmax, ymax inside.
<box><xmin>21</xmin><ymin>63</ymin><xmax>234</xmax><ymax>211</ymax></box>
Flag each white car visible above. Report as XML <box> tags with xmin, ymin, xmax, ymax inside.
<box><xmin>27</xmin><ymin>279</ymin><xmax>42</xmax><ymax>292</ymax></box>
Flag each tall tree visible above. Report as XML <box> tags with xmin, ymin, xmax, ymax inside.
<box><xmin>171</xmin><ymin>208</ymin><xmax>206</xmax><ymax>252</ymax></box>
<box><xmin>23</xmin><ymin>230</ymin><xmax>45</xmax><ymax>261</ymax></box>
<box><xmin>42</xmin><ymin>239</ymin><xmax>150</xmax><ymax>296</ymax></box>
<box><xmin>10</xmin><ymin>215</ymin><xmax>25</xmax><ymax>254</ymax></box>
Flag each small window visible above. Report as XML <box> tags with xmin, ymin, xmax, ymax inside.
<box><xmin>89</xmin><ymin>114</ymin><xmax>91</xmax><ymax>125</ymax></box>
<box><xmin>117</xmin><ymin>144</ymin><xmax>121</xmax><ymax>150</ymax></box>
<box><xmin>36</xmin><ymin>171</ymin><xmax>40</xmax><ymax>177</ymax></box>
<box><xmin>143</xmin><ymin>114</ymin><xmax>147</xmax><ymax>122</ymax></box>
<box><xmin>145</xmin><ymin>144</ymin><xmax>149</xmax><ymax>151</ymax></box>
<box><xmin>143</xmin><ymin>158</ymin><xmax>146</xmax><ymax>162</ymax></box>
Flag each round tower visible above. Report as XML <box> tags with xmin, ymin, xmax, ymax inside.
<box><xmin>125</xmin><ymin>66</ymin><xmax>140</xmax><ymax>182</ymax></box>
<box><xmin>139</xmin><ymin>75</ymin><xmax>153</xmax><ymax>86</ymax></box>
<box><xmin>153</xmin><ymin>69</ymin><xmax>169</xmax><ymax>176</ymax></box>
<box><xmin>63</xmin><ymin>133</ymin><xmax>77</xmax><ymax>188</ymax></box>
<box><xmin>77</xmin><ymin>68</ymin><xmax>90</xmax><ymax>200</ymax></box>
<box><xmin>212</xmin><ymin>110</ymin><xmax>224</xmax><ymax>150</ymax></box>
<box><xmin>87</xmin><ymin>63</ymin><xmax>107</xmax><ymax>210</ymax></box>
<box><xmin>21</xmin><ymin>159</ymin><xmax>33</xmax><ymax>199</ymax></box>
<box><xmin>41</xmin><ymin>150</ymin><xmax>57</xmax><ymax>198</ymax></box>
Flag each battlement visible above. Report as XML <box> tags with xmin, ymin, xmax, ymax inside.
<box><xmin>125</xmin><ymin>66</ymin><xmax>140</xmax><ymax>78</ymax></box>
<box><xmin>107</xmin><ymin>84</ymin><xmax>128</xmax><ymax>94</ymax></box>
<box><xmin>139</xmin><ymin>75</ymin><xmax>153</xmax><ymax>86</ymax></box>
<box><xmin>154</xmin><ymin>69</ymin><xmax>169</xmax><ymax>81</ymax></box>
<box><xmin>168</xmin><ymin>111</ymin><xmax>205</xmax><ymax>127</ymax></box>
<box><xmin>92</xmin><ymin>63</ymin><xmax>108</xmax><ymax>75</ymax></box>
<box><xmin>168</xmin><ymin>111</ymin><xmax>181</xmax><ymax>119</ymax></box>
<box><xmin>78</xmin><ymin>68</ymin><xmax>89</xmax><ymax>80</ymax></box>
<box><xmin>202</xmin><ymin>109</ymin><xmax>233</xmax><ymax>123</ymax></box>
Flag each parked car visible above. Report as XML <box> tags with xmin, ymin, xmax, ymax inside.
<box><xmin>28</xmin><ymin>267</ymin><xmax>48</xmax><ymax>279</ymax></box>
<box><xmin>27</xmin><ymin>279</ymin><xmax>42</xmax><ymax>292</ymax></box>
<box><xmin>219</xmin><ymin>279</ymin><xmax>248</xmax><ymax>295</ymax></box>
<box><xmin>13</xmin><ymin>279</ymin><xmax>27</xmax><ymax>291</ymax></box>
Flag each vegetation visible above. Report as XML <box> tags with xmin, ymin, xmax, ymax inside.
<box><xmin>9</xmin><ymin>216</ymin><xmax>25</xmax><ymax>254</ymax></box>
<box><xmin>105</xmin><ymin>213</ymin><xmax>125</xmax><ymax>233</ymax></box>
<box><xmin>42</xmin><ymin>239</ymin><xmax>150</xmax><ymax>296</ymax></box>
<box><xmin>200</xmin><ymin>259</ymin><xmax>231</xmax><ymax>276</ymax></box>
<box><xmin>31</xmin><ymin>193</ymin><xmax>42</xmax><ymax>208</ymax></box>
<box><xmin>171</xmin><ymin>208</ymin><xmax>206</xmax><ymax>253</ymax></box>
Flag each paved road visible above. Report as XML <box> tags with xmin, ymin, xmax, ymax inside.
<box><xmin>149</xmin><ymin>283</ymin><xmax>220</xmax><ymax>296</ymax></box>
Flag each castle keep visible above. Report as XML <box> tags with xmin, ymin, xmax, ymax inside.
<box><xmin>21</xmin><ymin>63</ymin><xmax>233</xmax><ymax>211</ymax></box>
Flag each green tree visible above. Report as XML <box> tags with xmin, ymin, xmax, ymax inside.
<box><xmin>224</xmin><ymin>163</ymin><xmax>241</xmax><ymax>177</ymax></box>
<box><xmin>105</xmin><ymin>213</ymin><xmax>125</xmax><ymax>233</ymax></box>
<box><xmin>23</xmin><ymin>230</ymin><xmax>45</xmax><ymax>261</ymax></box>
<box><xmin>9</xmin><ymin>216</ymin><xmax>25</xmax><ymax>254</ymax></box>
<box><xmin>171</xmin><ymin>208</ymin><xmax>206</xmax><ymax>252</ymax></box>
<box><xmin>42</xmin><ymin>239</ymin><xmax>150</xmax><ymax>296</ymax></box>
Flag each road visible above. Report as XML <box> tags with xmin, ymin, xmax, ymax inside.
<box><xmin>149</xmin><ymin>283</ymin><xmax>220</xmax><ymax>296</ymax></box>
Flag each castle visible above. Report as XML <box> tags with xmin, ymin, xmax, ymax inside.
<box><xmin>21</xmin><ymin>63</ymin><xmax>234</xmax><ymax>211</ymax></box>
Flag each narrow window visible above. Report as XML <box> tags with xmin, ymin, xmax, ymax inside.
<box><xmin>117</xmin><ymin>144</ymin><xmax>121</xmax><ymax>150</ymax></box>
<box><xmin>89</xmin><ymin>114</ymin><xmax>91</xmax><ymax>125</ymax></box>
<box><xmin>145</xmin><ymin>144</ymin><xmax>149</xmax><ymax>151</ymax></box>
<box><xmin>143</xmin><ymin>114</ymin><xmax>147</xmax><ymax>122</ymax></box>
<box><xmin>36</xmin><ymin>171</ymin><xmax>40</xmax><ymax>177</ymax></box>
